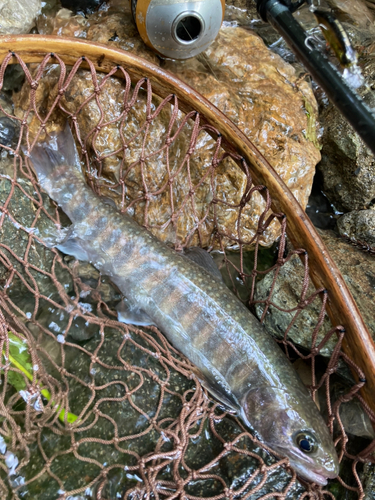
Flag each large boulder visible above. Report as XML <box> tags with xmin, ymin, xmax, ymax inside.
<box><xmin>21</xmin><ymin>4</ymin><xmax>320</xmax><ymax>250</ymax></box>
<box><xmin>0</xmin><ymin>0</ymin><xmax>41</xmax><ymax>35</ymax></box>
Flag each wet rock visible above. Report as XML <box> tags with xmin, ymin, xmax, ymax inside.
<box><xmin>337</xmin><ymin>209</ymin><xmax>375</xmax><ymax>246</ymax></box>
<box><xmin>362</xmin><ymin>463</ymin><xmax>375</xmax><ymax>500</ymax></box>
<box><xmin>225</xmin><ymin>0</ymin><xmax>253</xmax><ymax>8</ymax></box>
<box><xmin>224</xmin><ymin>2</ymin><xmax>258</xmax><ymax>25</ymax></box>
<box><xmin>17</xmin><ymin>11</ymin><xmax>320</xmax><ymax>250</ymax></box>
<box><xmin>0</xmin><ymin>117</ymin><xmax>20</xmax><ymax>150</ymax></box>
<box><xmin>164</xmin><ymin>26</ymin><xmax>321</xmax><ymax>205</ymax></box>
<box><xmin>317</xmin><ymin>54</ymin><xmax>375</xmax><ymax>211</ymax></box>
<box><xmin>0</xmin><ymin>94</ymin><xmax>20</xmax><ymax>150</ymax></box>
<box><xmin>254</xmin><ymin>253</ymin><xmax>336</xmax><ymax>357</ymax></box>
<box><xmin>294</xmin><ymin>360</ymin><xmax>375</xmax><ymax>439</ymax></box>
<box><xmin>255</xmin><ymin>228</ymin><xmax>375</xmax><ymax>356</ymax></box>
<box><xmin>319</xmin><ymin>229</ymin><xmax>375</xmax><ymax>339</ymax></box>
<box><xmin>325</xmin><ymin>0</ymin><xmax>375</xmax><ymax>30</ymax></box>
<box><xmin>0</xmin><ymin>0</ymin><xmax>41</xmax><ymax>35</ymax></box>
<box><xmin>8</xmin><ymin>326</ymin><xmax>305</xmax><ymax>499</ymax></box>
<box><xmin>368</xmin><ymin>0</ymin><xmax>375</xmax><ymax>14</ymax></box>
<box><xmin>338</xmin><ymin>394</ymin><xmax>375</xmax><ymax>440</ymax></box>
<box><xmin>317</xmin><ymin>98</ymin><xmax>375</xmax><ymax>211</ymax></box>
<box><xmin>37</xmin><ymin>4</ymin><xmax>159</xmax><ymax>64</ymax></box>
<box><xmin>0</xmin><ymin>159</ymin><xmax>62</xmax><ymax>303</ymax></box>
<box><xmin>2</xmin><ymin>65</ymin><xmax>26</xmax><ymax>93</ymax></box>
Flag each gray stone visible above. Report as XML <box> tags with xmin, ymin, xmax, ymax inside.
<box><xmin>362</xmin><ymin>463</ymin><xmax>375</xmax><ymax>500</ymax></box>
<box><xmin>0</xmin><ymin>158</ymin><xmax>63</xmax><ymax>303</ymax></box>
<box><xmin>319</xmin><ymin>228</ymin><xmax>375</xmax><ymax>340</ymax></box>
<box><xmin>337</xmin><ymin>209</ymin><xmax>375</xmax><ymax>246</ymax></box>
<box><xmin>0</xmin><ymin>0</ymin><xmax>41</xmax><ymax>35</ymax></box>
<box><xmin>317</xmin><ymin>61</ymin><xmax>375</xmax><ymax>212</ymax></box>
<box><xmin>255</xmin><ymin>228</ymin><xmax>375</xmax><ymax>356</ymax></box>
<box><xmin>254</xmin><ymin>253</ymin><xmax>336</xmax><ymax>357</ymax></box>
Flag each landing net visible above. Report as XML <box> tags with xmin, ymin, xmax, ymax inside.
<box><xmin>0</xmin><ymin>53</ymin><xmax>372</xmax><ymax>500</ymax></box>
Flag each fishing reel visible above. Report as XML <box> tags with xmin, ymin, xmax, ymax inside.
<box><xmin>130</xmin><ymin>0</ymin><xmax>225</xmax><ymax>60</ymax></box>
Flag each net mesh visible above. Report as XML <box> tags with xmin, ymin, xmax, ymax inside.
<box><xmin>0</xmin><ymin>52</ymin><xmax>373</xmax><ymax>500</ymax></box>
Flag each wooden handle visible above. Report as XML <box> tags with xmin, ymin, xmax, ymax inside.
<box><xmin>0</xmin><ymin>35</ymin><xmax>374</xmax><ymax>417</ymax></box>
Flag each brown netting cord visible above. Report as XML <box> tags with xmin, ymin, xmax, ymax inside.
<box><xmin>0</xmin><ymin>52</ymin><xmax>372</xmax><ymax>500</ymax></box>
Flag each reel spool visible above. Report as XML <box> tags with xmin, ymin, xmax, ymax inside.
<box><xmin>130</xmin><ymin>0</ymin><xmax>225</xmax><ymax>60</ymax></box>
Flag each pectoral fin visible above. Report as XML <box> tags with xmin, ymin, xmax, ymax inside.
<box><xmin>56</xmin><ymin>230</ymin><xmax>90</xmax><ymax>262</ymax></box>
<box><xmin>116</xmin><ymin>298</ymin><xmax>156</xmax><ymax>327</ymax></box>
<box><xmin>191</xmin><ymin>366</ymin><xmax>239</xmax><ymax>413</ymax></box>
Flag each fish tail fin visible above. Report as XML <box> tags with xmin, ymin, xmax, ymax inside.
<box><xmin>25</xmin><ymin>122</ymin><xmax>80</xmax><ymax>183</ymax></box>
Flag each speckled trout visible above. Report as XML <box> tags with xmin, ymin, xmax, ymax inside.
<box><xmin>28</xmin><ymin>124</ymin><xmax>339</xmax><ymax>485</ymax></box>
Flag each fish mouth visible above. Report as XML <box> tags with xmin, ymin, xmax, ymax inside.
<box><xmin>292</xmin><ymin>461</ymin><xmax>338</xmax><ymax>487</ymax></box>
<box><xmin>298</xmin><ymin>469</ymin><xmax>328</xmax><ymax>486</ymax></box>
<box><xmin>272</xmin><ymin>442</ymin><xmax>339</xmax><ymax>487</ymax></box>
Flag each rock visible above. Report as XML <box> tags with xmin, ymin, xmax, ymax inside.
<box><xmin>8</xmin><ymin>326</ymin><xmax>305</xmax><ymax>499</ymax></box>
<box><xmin>317</xmin><ymin>48</ymin><xmax>375</xmax><ymax>212</ymax></box>
<box><xmin>18</xmin><ymin>9</ymin><xmax>320</xmax><ymax>250</ymax></box>
<box><xmin>254</xmin><ymin>253</ymin><xmax>336</xmax><ymax>357</ymax></box>
<box><xmin>225</xmin><ymin>0</ymin><xmax>253</xmax><ymax>8</ymax></box>
<box><xmin>0</xmin><ymin>0</ymin><xmax>41</xmax><ymax>35</ymax></box>
<box><xmin>319</xmin><ymin>229</ymin><xmax>375</xmax><ymax>338</ymax></box>
<box><xmin>362</xmin><ymin>463</ymin><xmax>375</xmax><ymax>500</ymax></box>
<box><xmin>293</xmin><ymin>360</ymin><xmax>375</xmax><ymax>439</ymax></box>
<box><xmin>255</xmin><ymin>228</ymin><xmax>375</xmax><ymax>356</ymax></box>
<box><xmin>2</xmin><ymin>65</ymin><xmax>26</xmax><ymax>93</ymax></box>
<box><xmin>164</xmin><ymin>25</ymin><xmax>321</xmax><ymax>204</ymax></box>
<box><xmin>37</xmin><ymin>4</ymin><xmax>159</xmax><ymax>64</ymax></box>
<box><xmin>224</xmin><ymin>2</ymin><xmax>258</xmax><ymax>24</ymax></box>
<box><xmin>0</xmin><ymin>157</ymin><xmax>64</xmax><ymax>303</ymax></box>
<box><xmin>338</xmin><ymin>394</ymin><xmax>375</xmax><ymax>439</ymax></box>
<box><xmin>325</xmin><ymin>0</ymin><xmax>375</xmax><ymax>30</ymax></box>
<box><xmin>0</xmin><ymin>93</ymin><xmax>20</xmax><ymax>150</ymax></box>
<box><xmin>368</xmin><ymin>0</ymin><xmax>375</xmax><ymax>13</ymax></box>
<box><xmin>0</xmin><ymin>117</ymin><xmax>20</xmax><ymax>150</ymax></box>
<box><xmin>337</xmin><ymin>209</ymin><xmax>375</xmax><ymax>246</ymax></box>
<box><xmin>317</xmin><ymin>91</ymin><xmax>375</xmax><ymax>211</ymax></box>
<box><xmin>36</xmin><ymin>7</ymin><xmax>89</xmax><ymax>38</ymax></box>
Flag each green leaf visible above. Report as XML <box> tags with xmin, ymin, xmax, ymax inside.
<box><xmin>2</xmin><ymin>333</ymin><xmax>32</xmax><ymax>392</ymax></box>
<box><xmin>2</xmin><ymin>332</ymin><xmax>79</xmax><ymax>424</ymax></box>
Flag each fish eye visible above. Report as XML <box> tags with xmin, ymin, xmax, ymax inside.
<box><xmin>295</xmin><ymin>432</ymin><xmax>317</xmax><ymax>454</ymax></box>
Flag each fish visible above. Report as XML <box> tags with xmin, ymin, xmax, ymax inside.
<box><xmin>26</xmin><ymin>123</ymin><xmax>339</xmax><ymax>486</ymax></box>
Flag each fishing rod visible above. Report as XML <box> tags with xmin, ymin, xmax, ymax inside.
<box><xmin>256</xmin><ymin>0</ymin><xmax>375</xmax><ymax>156</ymax></box>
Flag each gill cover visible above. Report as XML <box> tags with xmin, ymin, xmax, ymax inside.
<box><xmin>131</xmin><ymin>0</ymin><xmax>225</xmax><ymax>60</ymax></box>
